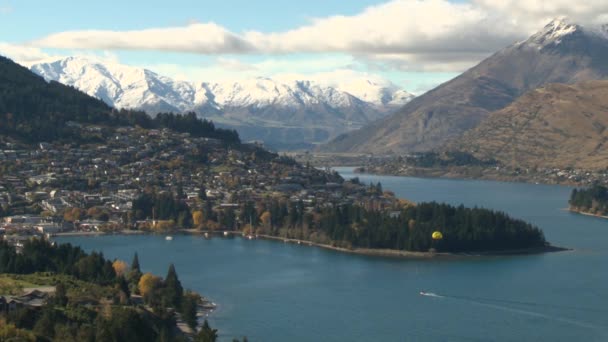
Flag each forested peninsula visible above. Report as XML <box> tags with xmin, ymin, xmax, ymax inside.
<box><xmin>138</xmin><ymin>178</ymin><xmax>560</xmax><ymax>256</ymax></box>
<box><xmin>570</xmin><ymin>184</ymin><xmax>608</xmax><ymax>218</ymax></box>
<box><xmin>223</xmin><ymin>195</ymin><xmax>554</xmax><ymax>255</ymax></box>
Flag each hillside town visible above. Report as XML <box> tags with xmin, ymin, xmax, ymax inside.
<box><xmin>0</xmin><ymin>123</ymin><xmax>400</xmax><ymax>243</ymax></box>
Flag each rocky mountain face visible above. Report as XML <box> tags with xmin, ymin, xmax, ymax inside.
<box><xmin>29</xmin><ymin>57</ymin><xmax>413</xmax><ymax>150</ymax></box>
<box><xmin>321</xmin><ymin>18</ymin><xmax>608</xmax><ymax>154</ymax></box>
<box><xmin>449</xmin><ymin>80</ymin><xmax>608</xmax><ymax>170</ymax></box>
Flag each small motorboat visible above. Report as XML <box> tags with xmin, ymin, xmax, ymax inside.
<box><xmin>165</xmin><ymin>236</ymin><xmax>173</xmax><ymax>241</ymax></box>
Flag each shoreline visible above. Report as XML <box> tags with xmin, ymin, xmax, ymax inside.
<box><xmin>352</xmin><ymin>167</ymin><xmax>592</xmax><ymax>187</ymax></box>
<box><xmin>53</xmin><ymin>229</ymin><xmax>570</xmax><ymax>259</ymax></box>
<box><xmin>256</xmin><ymin>234</ymin><xmax>570</xmax><ymax>259</ymax></box>
<box><xmin>567</xmin><ymin>208</ymin><xmax>608</xmax><ymax>220</ymax></box>
<box><xmin>53</xmin><ymin>229</ymin><xmax>148</xmax><ymax>237</ymax></box>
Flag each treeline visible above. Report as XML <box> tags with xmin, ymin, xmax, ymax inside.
<box><xmin>0</xmin><ymin>238</ymin><xmax>115</xmax><ymax>284</ymax></box>
<box><xmin>0</xmin><ymin>238</ymin><xmax>224</xmax><ymax>341</ymax></box>
<box><xmin>0</xmin><ymin>56</ymin><xmax>239</xmax><ymax>144</ymax></box>
<box><xmin>242</xmin><ymin>200</ymin><xmax>546</xmax><ymax>253</ymax></box>
<box><xmin>570</xmin><ymin>184</ymin><xmax>608</xmax><ymax>216</ymax></box>
<box><xmin>115</xmin><ymin>111</ymin><xmax>240</xmax><ymax>144</ymax></box>
<box><xmin>129</xmin><ymin>188</ymin><xmax>547</xmax><ymax>253</ymax></box>
<box><xmin>132</xmin><ymin>191</ymin><xmax>192</xmax><ymax>228</ymax></box>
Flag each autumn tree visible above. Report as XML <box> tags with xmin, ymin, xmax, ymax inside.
<box><xmin>138</xmin><ymin>273</ymin><xmax>162</xmax><ymax>297</ymax></box>
<box><xmin>192</xmin><ymin>210</ymin><xmax>204</xmax><ymax>228</ymax></box>
<box><xmin>63</xmin><ymin>208</ymin><xmax>84</xmax><ymax>222</ymax></box>
<box><xmin>260</xmin><ymin>211</ymin><xmax>271</xmax><ymax>229</ymax></box>
<box><xmin>112</xmin><ymin>260</ymin><xmax>129</xmax><ymax>277</ymax></box>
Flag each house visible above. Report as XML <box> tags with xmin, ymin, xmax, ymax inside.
<box><xmin>78</xmin><ymin>220</ymin><xmax>105</xmax><ymax>231</ymax></box>
<box><xmin>0</xmin><ymin>291</ymin><xmax>48</xmax><ymax>312</ymax></box>
<box><xmin>2</xmin><ymin>297</ymin><xmax>22</xmax><ymax>312</ymax></box>
<box><xmin>41</xmin><ymin>198</ymin><xmax>69</xmax><ymax>213</ymax></box>
<box><xmin>35</xmin><ymin>223</ymin><xmax>63</xmax><ymax>235</ymax></box>
<box><xmin>15</xmin><ymin>290</ymin><xmax>49</xmax><ymax>308</ymax></box>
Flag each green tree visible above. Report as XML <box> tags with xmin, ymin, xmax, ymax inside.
<box><xmin>180</xmin><ymin>292</ymin><xmax>199</xmax><ymax>330</ymax></box>
<box><xmin>128</xmin><ymin>252</ymin><xmax>143</xmax><ymax>292</ymax></box>
<box><xmin>54</xmin><ymin>282</ymin><xmax>68</xmax><ymax>307</ymax></box>
<box><xmin>164</xmin><ymin>263</ymin><xmax>183</xmax><ymax>308</ymax></box>
<box><xmin>118</xmin><ymin>276</ymin><xmax>131</xmax><ymax>300</ymax></box>
<box><xmin>195</xmin><ymin>320</ymin><xmax>218</xmax><ymax>342</ymax></box>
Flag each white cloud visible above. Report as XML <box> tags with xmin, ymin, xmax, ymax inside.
<box><xmin>0</xmin><ymin>43</ymin><xmax>57</xmax><ymax>64</ymax></box>
<box><xmin>32</xmin><ymin>23</ymin><xmax>254</xmax><ymax>54</ymax></box>
<box><xmin>474</xmin><ymin>0</ymin><xmax>608</xmax><ymax>24</ymax></box>
<box><xmin>18</xmin><ymin>0</ymin><xmax>608</xmax><ymax>72</ymax></box>
<box><xmin>356</xmin><ymin>52</ymin><xmax>492</xmax><ymax>73</ymax></box>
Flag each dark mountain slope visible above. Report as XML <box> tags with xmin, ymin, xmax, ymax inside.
<box><xmin>322</xmin><ymin>19</ymin><xmax>608</xmax><ymax>154</ymax></box>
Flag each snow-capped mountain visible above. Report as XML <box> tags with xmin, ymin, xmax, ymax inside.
<box><xmin>30</xmin><ymin>57</ymin><xmax>194</xmax><ymax>114</ymax></box>
<box><xmin>335</xmin><ymin>79</ymin><xmax>414</xmax><ymax>107</ymax></box>
<box><xmin>522</xmin><ymin>18</ymin><xmax>608</xmax><ymax>49</ymax></box>
<box><xmin>29</xmin><ymin>56</ymin><xmax>413</xmax><ymax>149</ymax></box>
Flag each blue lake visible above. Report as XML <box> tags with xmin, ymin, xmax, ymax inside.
<box><xmin>56</xmin><ymin>168</ymin><xmax>608</xmax><ymax>341</ymax></box>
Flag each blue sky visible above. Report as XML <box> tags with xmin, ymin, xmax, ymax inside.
<box><xmin>0</xmin><ymin>0</ymin><xmax>603</xmax><ymax>93</ymax></box>
<box><xmin>0</xmin><ymin>0</ymin><xmax>386</xmax><ymax>39</ymax></box>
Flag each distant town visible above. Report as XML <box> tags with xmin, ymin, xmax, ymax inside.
<box><xmin>0</xmin><ymin>123</ymin><xmax>399</xmax><ymax>246</ymax></box>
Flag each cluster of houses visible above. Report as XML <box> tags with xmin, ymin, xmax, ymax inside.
<box><xmin>0</xmin><ymin>124</ymin><xmax>399</xmax><ymax>240</ymax></box>
<box><xmin>354</xmin><ymin>153</ymin><xmax>608</xmax><ymax>186</ymax></box>
<box><xmin>524</xmin><ymin>167</ymin><xmax>608</xmax><ymax>185</ymax></box>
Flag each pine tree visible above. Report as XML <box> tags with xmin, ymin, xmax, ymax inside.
<box><xmin>195</xmin><ymin>320</ymin><xmax>218</xmax><ymax>342</ymax></box>
<box><xmin>118</xmin><ymin>276</ymin><xmax>131</xmax><ymax>299</ymax></box>
<box><xmin>128</xmin><ymin>252</ymin><xmax>143</xmax><ymax>292</ymax></box>
<box><xmin>54</xmin><ymin>282</ymin><xmax>68</xmax><ymax>307</ymax></box>
<box><xmin>131</xmin><ymin>252</ymin><xmax>140</xmax><ymax>272</ymax></box>
<box><xmin>164</xmin><ymin>263</ymin><xmax>183</xmax><ymax>307</ymax></box>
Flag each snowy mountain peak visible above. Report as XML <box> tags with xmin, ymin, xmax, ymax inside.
<box><xmin>29</xmin><ymin>56</ymin><xmax>413</xmax><ymax>113</ymax></box>
<box><xmin>525</xmin><ymin>18</ymin><xmax>581</xmax><ymax>48</ymax></box>
<box><xmin>522</xmin><ymin>18</ymin><xmax>608</xmax><ymax>50</ymax></box>
<box><xmin>336</xmin><ymin>79</ymin><xmax>414</xmax><ymax>106</ymax></box>
<box><xmin>27</xmin><ymin>56</ymin><xmax>415</xmax><ymax>148</ymax></box>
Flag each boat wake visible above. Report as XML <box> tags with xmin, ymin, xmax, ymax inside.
<box><xmin>470</xmin><ymin>300</ymin><xmax>601</xmax><ymax>330</ymax></box>
<box><xmin>420</xmin><ymin>291</ymin><xmax>605</xmax><ymax>331</ymax></box>
<box><xmin>419</xmin><ymin>291</ymin><xmax>443</xmax><ymax>298</ymax></box>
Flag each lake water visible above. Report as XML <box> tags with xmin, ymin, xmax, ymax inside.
<box><xmin>56</xmin><ymin>168</ymin><xmax>608</xmax><ymax>341</ymax></box>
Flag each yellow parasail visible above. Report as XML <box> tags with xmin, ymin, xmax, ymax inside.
<box><xmin>432</xmin><ymin>231</ymin><xmax>443</xmax><ymax>240</ymax></box>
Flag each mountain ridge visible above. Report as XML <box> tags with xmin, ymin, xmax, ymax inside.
<box><xmin>29</xmin><ymin>56</ymin><xmax>414</xmax><ymax>149</ymax></box>
<box><xmin>321</xmin><ymin>18</ymin><xmax>608</xmax><ymax>154</ymax></box>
